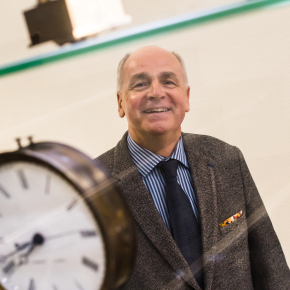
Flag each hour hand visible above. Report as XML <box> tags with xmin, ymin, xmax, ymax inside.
<box><xmin>1</xmin><ymin>233</ymin><xmax>45</xmax><ymax>275</ymax></box>
<box><xmin>0</xmin><ymin>241</ymin><xmax>31</xmax><ymax>263</ymax></box>
<box><xmin>19</xmin><ymin>233</ymin><xmax>45</xmax><ymax>261</ymax></box>
<box><xmin>15</xmin><ymin>241</ymin><xmax>31</xmax><ymax>251</ymax></box>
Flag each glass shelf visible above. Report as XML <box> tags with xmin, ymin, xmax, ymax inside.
<box><xmin>0</xmin><ymin>0</ymin><xmax>288</xmax><ymax>78</ymax></box>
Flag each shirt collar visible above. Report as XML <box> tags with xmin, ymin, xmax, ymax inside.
<box><xmin>127</xmin><ymin>133</ymin><xmax>189</xmax><ymax>178</ymax></box>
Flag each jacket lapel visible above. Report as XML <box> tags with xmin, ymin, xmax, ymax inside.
<box><xmin>111</xmin><ymin>133</ymin><xmax>200</xmax><ymax>289</ymax></box>
<box><xmin>182</xmin><ymin>133</ymin><xmax>219</xmax><ymax>290</ymax></box>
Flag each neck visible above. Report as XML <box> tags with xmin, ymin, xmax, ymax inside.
<box><xmin>129</xmin><ymin>129</ymin><xmax>181</xmax><ymax>157</ymax></box>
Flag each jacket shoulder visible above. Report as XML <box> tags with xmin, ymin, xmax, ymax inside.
<box><xmin>182</xmin><ymin>133</ymin><xmax>238</xmax><ymax>162</ymax></box>
<box><xmin>95</xmin><ymin>147</ymin><xmax>115</xmax><ymax>174</ymax></box>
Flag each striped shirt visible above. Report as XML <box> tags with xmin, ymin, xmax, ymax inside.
<box><xmin>127</xmin><ymin>134</ymin><xmax>199</xmax><ymax>231</ymax></box>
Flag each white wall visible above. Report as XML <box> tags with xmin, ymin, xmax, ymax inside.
<box><xmin>1</xmin><ymin>0</ymin><xmax>290</xmax><ymax>265</ymax></box>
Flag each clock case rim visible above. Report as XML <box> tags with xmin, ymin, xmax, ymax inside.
<box><xmin>0</xmin><ymin>141</ymin><xmax>136</xmax><ymax>290</ymax></box>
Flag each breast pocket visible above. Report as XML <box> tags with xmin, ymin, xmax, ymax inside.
<box><xmin>219</xmin><ymin>212</ymin><xmax>247</xmax><ymax>236</ymax></box>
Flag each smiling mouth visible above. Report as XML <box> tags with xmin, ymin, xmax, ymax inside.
<box><xmin>143</xmin><ymin>108</ymin><xmax>171</xmax><ymax>114</ymax></box>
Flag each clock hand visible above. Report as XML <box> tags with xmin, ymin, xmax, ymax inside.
<box><xmin>1</xmin><ymin>230</ymin><xmax>94</xmax><ymax>264</ymax></box>
<box><xmin>46</xmin><ymin>229</ymin><xmax>97</xmax><ymax>240</ymax></box>
<box><xmin>22</xmin><ymin>233</ymin><xmax>45</xmax><ymax>258</ymax></box>
<box><xmin>2</xmin><ymin>229</ymin><xmax>96</xmax><ymax>274</ymax></box>
<box><xmin>0</xmin><ymin>241</ymin><xmax>31</xmax><ymax>263</ymax></box>
<box><xmin>1</xmin><ymin>233</ymin><xmax>45</xmax><ymax>275</ymax></box>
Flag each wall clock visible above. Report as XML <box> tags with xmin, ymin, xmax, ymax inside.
<box><xmin>0</xmin><ymin>138</ymin><xmax>136</xmax><ymax>290</ymax></box>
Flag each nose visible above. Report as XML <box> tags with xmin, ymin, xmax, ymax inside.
<box><xmin>147</xmin><ymin>81</ymin><xmax>164</xmax><ymax>100</ymax></box>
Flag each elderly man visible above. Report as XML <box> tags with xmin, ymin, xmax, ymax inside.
<box><xmin>96</xmin><ymin>46</ymin><xmax>290</xmax><ymax>290</ymax></box>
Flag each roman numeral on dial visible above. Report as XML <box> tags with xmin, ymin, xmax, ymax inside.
<box><xmin>80</xmin><ymin>230</ymin><xmax>97</xmax><ymax>237</ymax></box>
<box><xmin>18</xmin><ymin>169</ymin><xmax>28</xmax><ymax>189</ymax></box>
<box><xmin>0</xmin><ymin>183</ymin><xmax>10</xmax><ymax>198</ymax></box>
<box><xmin>67</xmin><ymin>199</ymin><xmax>78</xmax><ymax>211</ymax></box>
<box><xmin>3</xmin><ymin>260</ymin><xmax>15</xmax><ymax>273</ymax></box>
<box><xmin>28</xmin><ymin>279</ymin><xmax>35</xmax><ymax>290</ymax></box>
<box><xmin>82</xmin><ymin>257</ymin><xmax>98</xmax><ymax>271</ymax></box>
<box><xmin>75</xmin><ymin>281</ymin><xmax>85</xmax><ymax>290</ymax></box>
<box><xmin>45</xmin><ymin>175</ymin><xmax>51</xmax><ymax>194</ymax></box>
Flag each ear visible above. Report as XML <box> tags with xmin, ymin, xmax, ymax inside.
<box><xmin>185</xmin><ymin>85</ymin><xmax>190</xmax><ymax>112</ymax></box>
<box><xmin>117</xmin><ymin>91</ymin><xmax>125</xmax><ymax>118</ymax></box>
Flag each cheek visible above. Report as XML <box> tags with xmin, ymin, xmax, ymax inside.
<box><xmin>174</xmin><ymin>111</ymin><xmax>186</xmax><ymax>124</ymax></box>
<box><xmin>124</xmin><ymin>94</ymin><xmax>142</xmax><ymax>121</ymax></box>
<box><xmin>125</xmin><ymin>94</ymin><xmax>144</xmax><ymax>113</ymax></box>
<box><xmin>181</xmin><ymin>95</ymin><xmax>190</xmax><ymax>112</ymax></box>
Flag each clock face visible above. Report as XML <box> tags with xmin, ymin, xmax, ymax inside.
<box><xmin>0</xmin><ymin>161</ymin><xmax>106</xmax><ymax>290</ymax></box>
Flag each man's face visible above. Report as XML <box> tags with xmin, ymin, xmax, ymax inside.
<box><xmin>117</xmin><ymin>47</ymin><xmax>190</xmax><ymax>139</ymax></box>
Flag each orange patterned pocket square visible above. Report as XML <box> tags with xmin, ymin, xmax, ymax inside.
<box><xmin>219</xmin><ymin>211</ymin><xmax>243</xmax><ymax>228</ymax></box>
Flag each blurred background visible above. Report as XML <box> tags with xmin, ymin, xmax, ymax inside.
<box><xmin>0</xmin><ymin>0</ymin><xmax>290</xmax><ymax>265</ymax></box>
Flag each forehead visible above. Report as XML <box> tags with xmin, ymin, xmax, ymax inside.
<box><xmin>123</xmin><ymin>49</ymin><xmax>184</xmax><ymax>80</ymax></box>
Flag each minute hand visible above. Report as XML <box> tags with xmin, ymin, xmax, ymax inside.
<box><xmin>46</xmin><ymin>229</ymin><xmax>97</xmax><ymax>240</ymax></box>
<box><xmin>14</xmin><ymin>233</ymin><xmax>45</xmax><ymax>268</ymax></box>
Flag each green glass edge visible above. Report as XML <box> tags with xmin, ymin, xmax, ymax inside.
<box><xmin>0</xmin><ymin>0</ymin><xmax>289</xmax><ymax>78</ymax></box>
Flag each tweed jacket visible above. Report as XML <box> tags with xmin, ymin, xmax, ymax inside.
<box><xmin>96</xmin><ymin>132</ymin><xmax>290</xmax><ymax>290</ymax></box>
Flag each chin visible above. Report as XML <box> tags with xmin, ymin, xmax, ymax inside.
<box><xmin>146</xmin><ymin>126</ymin><xmax>174</xmax><ymax>136</ymax></box>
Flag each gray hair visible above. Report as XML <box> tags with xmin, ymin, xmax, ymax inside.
<box><xmin>117</xmin><ymin>51</ymin><xmax>188</xmax><ymax>90</ymax></box>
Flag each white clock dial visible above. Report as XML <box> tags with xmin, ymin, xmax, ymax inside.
<box><xmin>0</xmin><ymin>161</ymin><xmax>106</xmax><ymax>290</ymax></box>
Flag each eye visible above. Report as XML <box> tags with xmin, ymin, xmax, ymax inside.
<box><xmin>133</xmin><ymin>82</ymin><xmax>148</xmax><ymax>90</ymax></box>
<box><xmin>164</xmin><ymin>80</ymin><xmax>175</xmax><ymax>86</ymax></box>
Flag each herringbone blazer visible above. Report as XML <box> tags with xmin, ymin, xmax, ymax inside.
<box><xmin>96</xmin><ymin>132</ymin><xmax>290</xmax><ymax>290</ymax></box>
